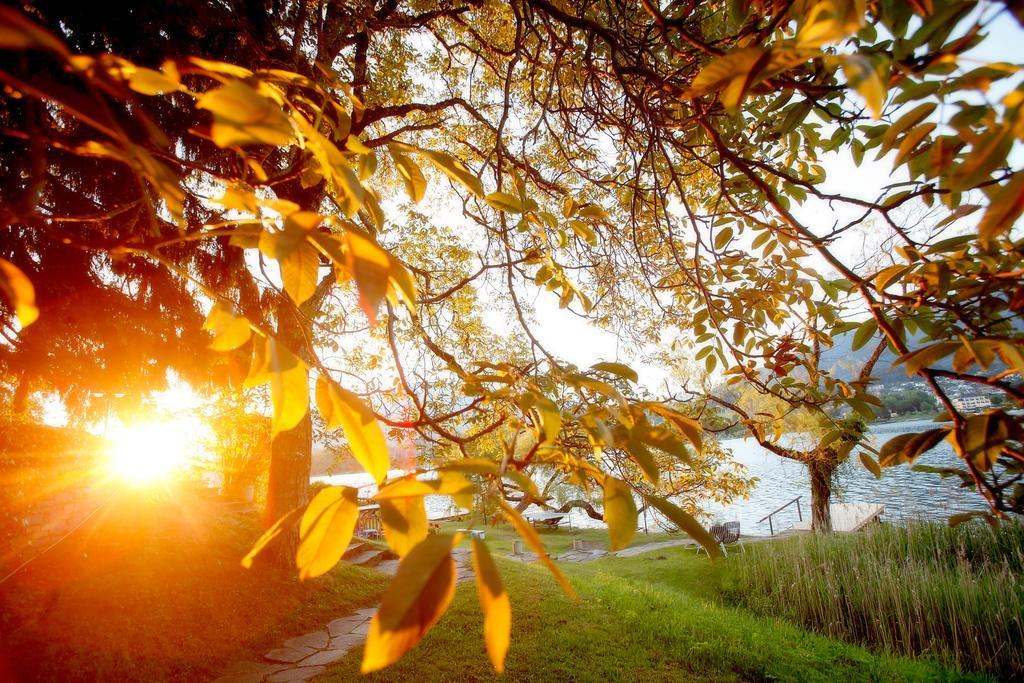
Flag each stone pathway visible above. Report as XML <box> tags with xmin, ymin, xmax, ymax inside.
<box><xmin>508</xmin><ymin>537</ymin><xmax>698</xmax><ymax>564</ymax></box>
<box><xmin>214</xmin><ymin>548</ymin><xmax>475</xmax><ymax>683</ymax></box>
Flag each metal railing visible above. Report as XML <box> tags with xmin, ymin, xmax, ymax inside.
<box><xmin>757</xmin><ymin>496</ymin><xmax>802</xmax><ymax>536</ymax></box>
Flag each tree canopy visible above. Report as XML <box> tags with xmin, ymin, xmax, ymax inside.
<box><xmin>0</xmin><ymin>0</ymin><xmax>1022</xmax><ymax>672</ymax></box>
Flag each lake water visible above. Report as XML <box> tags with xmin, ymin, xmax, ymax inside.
<box><xmin>700</xmin><ymin>419</ymin><xmax>991</xmax><ymax>536</ymax></box>
<box><xmin>313</xmin><ymin>419</ymin><xmax>992</xmax><ymax>537</ymax></box>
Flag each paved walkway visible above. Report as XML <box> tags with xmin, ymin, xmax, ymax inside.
<box><xmin>215</xmin><ymin>548</ymin><xmax>475</xmax><ymax>683</ymax></box>
<box><xmin>509</xmin><ymin>537</ymin><xmax>699</xmax><ymax>564</ymax></box>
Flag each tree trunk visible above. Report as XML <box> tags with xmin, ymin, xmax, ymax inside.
<box><xmin>263</xmin><ymin>411</ymin><xmax>312</xmax><ymax>567</ymax></box>
<box><xmin>808</xmin><ymin>458</ymin><xmax>835</xmax><ymax>533</ymax></box>
<box><xmin>261</xmin><ymin>299</ymin><xmax>314</xmax><ymax>568</ymax></box>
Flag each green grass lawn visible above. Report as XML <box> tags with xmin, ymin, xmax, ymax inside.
<box><xmin>318</xmin><ymin>546</ymin><xmax>977</xmax><ymax>682</ymax></box>
<box><xmin>0</xmin><ymin>487</ymin><xmax>389</xmax><ymax>682</ymax></box>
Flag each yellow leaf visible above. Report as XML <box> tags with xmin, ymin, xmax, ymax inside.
<box><xmin>874</xmin><ymin>264</ymin><xmax>908</xmax><ymax>291</ymax></box>
<box><xmin>415</xmin><ymin>147</ymin><xmax>484</xmax><ymax>197</ymax></box>
<box><xmin>380</xmin><ymin>496</ymin><xmax>428</xmax><ymax>558</ymax></box>
<box><xmin>960</xmin><ymin>412</ymin><xmax>1012</xmax><ymax>472</ymax></box>
<box><xmin>686</xmin><ymin>47</ymin><xmax>772</xmax><ymax>111</ymax></box>
<box><xmin>471</xmin><ymin>538</ymin><xmax>511</xmax><ymax>673</ymax></box>
<box><xmin>189</xmin><ymin>57</ymin><xmax>253</xmax><ymax>78</ymax></box>
<box><xmin>389</xmin><ymin>145</ymin><xmax>426</xmax><ymax>202</ymax></box>
<box><xmin>362</xmin><ymin>188</ymin><xmax>385</xmax><ymax>231</ymax></box>
<box><xmin>375</xmin><ymin>471</ymin><xmax>476</xmax><ymax>507</ymax></box>
<box><xmin>498</xmin><ymin>500</ymin><xmax>576</xmax><ymax>599</ymax></box>
<box><xmin>978</xmin><ymin>172</ymin><xmax>1024</xmax><ymax>244</ymax></box>
<box><xmin>798</xmin><ymin>0</ymin><xmax>866</xmax><ymax>48</ymax></box>
<box><xmin>532</xmin><ymin>393</ymin><xmax>562</xmax><ymax>443</ymax></box>
<box><xmin>297</xmin><ymin>486</ymin><xmax>359</xmax><ymax>579</ymax></box>
<box><xmin>294</xmin><ymin>118</ymin><xmax>364</xmax><ymax>216</ymax></box>
<box><xmin>603</xmin><ymin>476</ymin><xmax>637</xmax><ymax>551</ymax></box>
<box><xmin>362</xmin><ymin>534</ymin><xmax>460</xmax><ymax>673</ymax></box>
<box><xmin>643</xmin><ymin>403</ymin><xmax>703</xmax><ymax>452</ymax></box>
<box><xmin>591</xmin><ymin>361</ymin><xmax>639</xmax><ymax>383</ymax></box>
<box><xmin>344</xmin><ymin>227</ymin><xmax>390</xmax><ymax>323</ymax></box>
<box><xmin>358</xmin><ymin>150</ymin><xmax>378</xmax><ymax>181</ymax></box>
<box><xmin>196</xmin><ymin>80</ymin><xmax>296</xmax><ymax>148</ymax></box>
<box><xmin>315</xmin><ymin>375</ymin><xmax>390</xmax><ymax>484</ymax></box>
<box><xmin>485</xmin><ymin>191</ymin><xmax>524</xmax><ymax>213</ymax></box>
<box><xmin>841</xmin><ymin>53</ymin><xmax>888</xmax><ymax>119</ymax></box>
<box><xmin>203</xmin><ymin>303</ymin><xmax>251</xmax><ymax>351</ymax></box>
<box><xmin>280</xmin><ymin>241</ymin><xmax>320</xmax><ymax>305</ymax></box>
<box><xmin>264</xmin><ymin>339</ymin><xmax>309</xmax><ymax>435</ymax></box>
<box><xmin>644</xmin><ymin>496</ymin><xmax>722</xmax><ymax>559</ymax></box>
<box><xmin>240</xmin><ymin>506</ymin><xmax>303</xmax><ymax>569</ymax></box>
<box><xmin>0</xmin><ymin>257</ymin><xmax>38</xmax><ymax>327</ymax></box>
<box><xmin>128</xmin><ymin>67</ymin><xmax>181</xmax><ymax>95</ymax></box>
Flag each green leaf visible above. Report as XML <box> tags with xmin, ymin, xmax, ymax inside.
<box><xmin>362</xmin><ymin>534</ymin><xmax>460</xmax><ymax>673</ymax></box>
<box><xmin>297</xmin><ymin>486</ymin><xmax>360</xmax><ymax>579</ymax></box>
<box><xmin>603</xmin><ymin>476</ymin><xmax>637</xmax><ymax>551</ymax></box>
<box><xmin>203</xmin><ymin>303</ymin><xmax>251</xmax><ymax>351</ymax></box>
<box><xmin>315</xmin><ymin>375</ymin><xmax>390</xmax><ymax>484</ymax></box>
<box><xmin>851</xmin><ymin>318</ymin><xmax>878</xmax><ymax>351</ymax></box>
<box><xmin>485</xmin><ymin>191</ymin><xmax>524</xmax><ymax>213</ymax></box>
<box><xmin>644</xmin><ymin>495</ymin><xmax>721</xmax><ymax>559</ymax></box>
<box><xmin>0</xmin><ymin>257</ymin><xmax>38</xmax><ymax>327</ymax></box>
<box><xmin>859</xmin><ymin>452</ymin><xmax>882</xmax><ymax>479</ymax></box>
<box><xmin>196</xmin><ymin>80</ymin><xmax>296</xmax><ymax>148</ymax></box>
<box><xmin>471</xmin><ymin>538</ymin><xmax>511</xmax><ymax>673</ymax></box>
<box><xmin>591</xmin><ymin>361</ymin><xmax>639</xmax><ymax>383</ymax></box>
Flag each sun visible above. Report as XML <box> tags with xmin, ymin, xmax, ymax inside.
<box><xmin>106</xmin><ymin>421</ymin><xmax>192</xmax><ymax>484</ymax></box>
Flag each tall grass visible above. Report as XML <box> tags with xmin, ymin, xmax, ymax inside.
<box><xmin>722</xmin><ymin>521</ymin><xmax>1024</xmax><ymax>678</ymax></box>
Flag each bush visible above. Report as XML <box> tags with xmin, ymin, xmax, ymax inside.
<box><xmin>721</xmin><ymin>521</ymin><xmax>1024</xmax><ymax>678</ymax></box>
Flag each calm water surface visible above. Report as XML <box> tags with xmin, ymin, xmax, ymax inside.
<box><xmin>701</xmin><ymin>419</ymin><xmax>990</xmax><ymax>536</ymax></box>
<box><xmin>314</xmin><ymin>419</ymin><xmax>992</xmax><ymax>537</ymax></box>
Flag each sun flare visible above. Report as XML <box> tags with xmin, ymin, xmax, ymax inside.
<box><xmin>105</xmin><ymin>421</ymin><xmax>192</xmax><ymax>484</ymax></box>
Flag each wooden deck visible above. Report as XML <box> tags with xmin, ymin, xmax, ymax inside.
<box><xmin>792</xmin><ymin>503</ymin><xmax>884</xmax><ymax>532</ymax></box>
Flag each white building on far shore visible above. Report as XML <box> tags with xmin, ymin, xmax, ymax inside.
<box><xmin>952</xmin><ymin>395</ymin><xmax>993</xmax><ymax>413</ymax></box>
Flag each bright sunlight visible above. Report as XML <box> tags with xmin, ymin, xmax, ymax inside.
<box><xmin>105</xmin><ymin>421</ymin><xmax>193</xmax><ymax>484</ymax></box>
